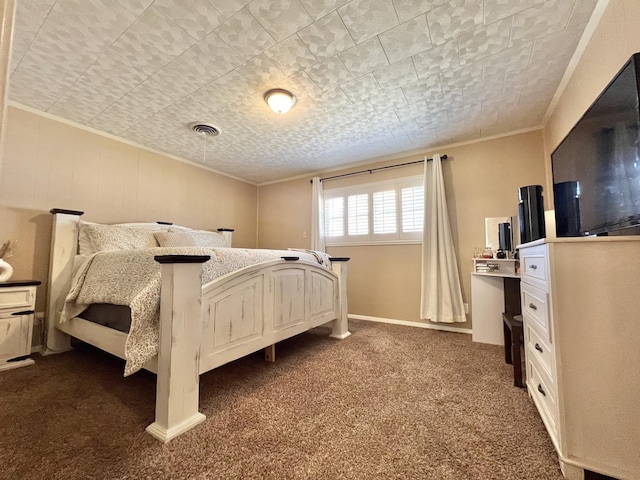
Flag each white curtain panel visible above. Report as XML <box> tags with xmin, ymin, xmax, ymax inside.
<box><xmin>311</xmin><ymin>177</ymin><xmax>326</xmax><ymax>251</ymax></box>
<box><xmin>420</xmin><ymin>154</ymin><xmax>466</xmax><ymax>323</ymax></box>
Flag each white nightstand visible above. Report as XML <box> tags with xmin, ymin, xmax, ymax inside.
<box><xmin>0</xmin><ymin>280</ymin><xmax>41</xmax><ymax>371</ymax></box>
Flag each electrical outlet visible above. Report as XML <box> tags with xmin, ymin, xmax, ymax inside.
<box><xmin>463</xmin><ymin>303</ymin><xmax>469</xmax><ymax>314</ymax></box>
<box><xmin>302</xmin><ymin>231</ymin><xmax>307</xmax><ymax>239</ymax></box>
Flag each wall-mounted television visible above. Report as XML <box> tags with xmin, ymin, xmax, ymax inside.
<box><xmin>552</xmin><ymin>52</ymin><xmax>640</xmax><ymax>237</ymax></box>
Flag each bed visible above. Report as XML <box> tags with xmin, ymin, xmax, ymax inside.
<box><xmin>44</xmin><ymin>209</ymin><xmax>350</xmax><ymax>442</ymax></box>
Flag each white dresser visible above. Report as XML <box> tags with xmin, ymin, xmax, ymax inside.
<box><xmin>519</xmin><ymin>238</ymin><xmax>640</xmax><ymax>480</ymax></box>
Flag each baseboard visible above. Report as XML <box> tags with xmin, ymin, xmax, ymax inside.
<box><xmin>349</xmin><ymin>314</ymin><xmax>472</xmax><ymax>335</ymax></box>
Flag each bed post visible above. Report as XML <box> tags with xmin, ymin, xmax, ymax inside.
<box><xmin>44</xmin><ymin>208</ymin><xmax>84</xmax><ymax>355</ymax></box>
<box><xmin>217</xmin><ymin>228</ymin><xmax>234</xmax><ymax>247</ymax></box>
<box><xmin>146</xmin><ymin>254</ymin><xmax>210</xmax><ymax>443</ymax></box>
<box><xmin>329</xmin><ymin>258</ymin><xmax>351</xmax><ymax>339</ymax></box>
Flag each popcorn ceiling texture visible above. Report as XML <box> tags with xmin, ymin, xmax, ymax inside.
<box><xmin>8</xmin><ymin>0</ymin><xmax>598</xmax><ymax>183</ymax></box>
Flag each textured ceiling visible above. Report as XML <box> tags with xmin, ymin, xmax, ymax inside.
<box><xmin>8</xmin><ymin>0</ymin><xmax>598</xmax><ymax>184</ymax></box>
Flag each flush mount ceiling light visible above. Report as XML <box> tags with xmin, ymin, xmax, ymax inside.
<box><xmin>264</xmin><ymin>88</ymin><xmax>297</xmax><ymax>114</ymax></box>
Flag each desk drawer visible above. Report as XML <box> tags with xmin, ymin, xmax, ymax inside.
<box><xmin>525</xmin><ymin>322</ymin><xmax>554</xmax><ymax>380</ymax></box>
<box><xmin>521</xmin><ymin>283</ymin><xmax>550</xmax><ymax>342</ymax></box>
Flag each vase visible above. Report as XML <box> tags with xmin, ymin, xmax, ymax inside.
<box><xmin>0</xmin><ymin>258</ymin><xmax>13</xmax><ymax>281</ymax></box>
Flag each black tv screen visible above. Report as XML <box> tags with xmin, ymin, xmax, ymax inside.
<box><xmin>552</xmin><ymin>52</ymin><xmax>640</xmax><ymax>237</ymax></box>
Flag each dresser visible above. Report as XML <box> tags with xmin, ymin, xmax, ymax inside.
<box><xmin>0</xmin><ymin>280</ymin><xmax>40</xmax><ymax>371</ymax></box>
<box><xmin>519</xmin><ymin>238</ymin><xmax>640</xmax><ymax>480</ymax></box>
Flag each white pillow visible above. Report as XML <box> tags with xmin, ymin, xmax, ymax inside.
<box><xmin>166</xmin><ymin>228</ymin><xmax>227</xmax><ymax>248</ymax></box>
<box><xmin>78</xmin><ymin>222</ymin><xmax>158</xmax><ymax>254</ymax></box>
<box><xmin>189</xmin><ymin>230</ymin><xmax>227</xmax><ymax>248</ymax></box>
<box><xmin>154</xmin><ymin>232</ymin><xmax>197</xmax><ymax>247</ymax></box>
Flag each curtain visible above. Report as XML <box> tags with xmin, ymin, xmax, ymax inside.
<box><xmin>420</xmin><ymin>154</ymin><xmax>466</xmax><ymax>323</ymax></box>
<box><xmin>311</xmin><ymin>177</ymin><xmax>325</xmax><ymax>251</ymax></box>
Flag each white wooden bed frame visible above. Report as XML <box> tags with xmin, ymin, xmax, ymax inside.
<box><xmin>44</xmin><ymin>209</ymin><xmax>350</xmax><ymax>442</ymax></box>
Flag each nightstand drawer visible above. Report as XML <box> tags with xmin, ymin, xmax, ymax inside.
<box><xmin>0</xmin><ymin>313</ymin><xmax>31</xmax><ymax>362</ymax></box>
<box><xmin>521</xmin><ymin>283</ymin><xmax>550</xmax><ymax>341</ymax></box>
<box><xmin>0</xmin><ymin>287</ymin><xmax>35</xmax><ymax>311</ymax></box>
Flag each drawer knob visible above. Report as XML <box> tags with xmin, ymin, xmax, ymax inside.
<box><xmin>537</xmin><ymin>384</ymin><xmax>546</xmax><ymax>397</ymax></box>
<box><xmin>530</xmin><ymin>264</ymin><xmax>538</xmax><ymax>270</ymax></box>
<box><xmin>529</xmin><ymin>303</ymin><xmax>538</xmax><ymax>311</ymax></box>
<box><xmin>535</xmin><ymin>343</ymin><xmax>543</xmax><ymax>353</ymax></box>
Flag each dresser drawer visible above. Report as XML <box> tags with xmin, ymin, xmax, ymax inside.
<box><xmin>527</xmin><ymin>358</ymin><xmax>558</xmax><ymax>441</ymax></box>
<box><xmin>0</xmin><ymin>287</ymin><xmax>35</xmax><ymax>311</ymax></box>
<box><xmin>525</xmin><ymin>322</ymin><xmax>554</xmax><ymax>380</ymax></box>
<box><xmin>520</xmin><ymin>244</ymin><xmax>548</xmax><ymax>291</ymax></box>
<box><xmin>521</xmin><ymin>283</ymin><xmax>550</xmax><ymax>342</ymax></box>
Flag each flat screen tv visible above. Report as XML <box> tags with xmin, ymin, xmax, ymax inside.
<box><xmin>552</xmin><ymin>52</ymin><xmax>640</xmax><ymax>237</ymax></box>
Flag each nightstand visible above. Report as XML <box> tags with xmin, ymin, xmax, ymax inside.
<box><xmin>0</xmin><ymin>280</ymin><xmax>41</xmax><ymax>371</ymax></box>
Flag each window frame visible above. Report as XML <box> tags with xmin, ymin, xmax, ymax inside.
<box><xmin>323</xmin><ymin>174</ymin><xmax>424</xmax><ymax>246</ymax></box>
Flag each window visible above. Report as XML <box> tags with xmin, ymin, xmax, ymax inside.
<box><xmin>323</xmin><ymin>175</ymin><xmax>423</xmax><ymax>245</ymax></box>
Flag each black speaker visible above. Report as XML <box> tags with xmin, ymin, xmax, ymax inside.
<box><xmin>498</xmin><ymin>222</ymin><xmax>512</xmax><ymax>251</ymax></box>
<box><xmin>518</xmin><ymin>185</ymin><xmax>545</xmax><ymax>244</ymax></box>
<box><xmin>554</xmin><ymin>181</ymin><xmax>581</xmax><ymax>237</ymax></box>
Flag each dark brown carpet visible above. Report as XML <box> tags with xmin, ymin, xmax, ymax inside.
<box><xmin>0</xmin><ymin>320</ymin><xmax>562</xmax><ymax>480</ymax></box>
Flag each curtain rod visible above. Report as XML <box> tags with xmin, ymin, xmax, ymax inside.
<box><xmin>311</xmin><ymin>155</ymin><xmax>447</xmax><ymax>183</ymax></box>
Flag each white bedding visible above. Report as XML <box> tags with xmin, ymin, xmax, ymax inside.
<box><xmin>62</xmin><ymin>247</ymin><xmax>331</xmax><ymax>375</ymax></box>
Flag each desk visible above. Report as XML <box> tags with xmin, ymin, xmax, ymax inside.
<box><xmin>471</xmin><ymin>272</ymin><xmax>521</xmax><ymax>345</ymax></box>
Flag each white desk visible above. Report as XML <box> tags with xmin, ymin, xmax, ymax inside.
<box><xmin>470</xmin><ymin>259</ymin><xmax>520</xmax><ymax>346</ymax></box>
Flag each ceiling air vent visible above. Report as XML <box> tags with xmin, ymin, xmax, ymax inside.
<box><xmin>189</xmin><ymin>123</ymin><xmax>221</xmax><ymax>137</ymax></box>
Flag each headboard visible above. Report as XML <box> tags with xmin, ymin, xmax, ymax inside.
<box><xmin>43</xmin><ymin>209</ymin><xmax>234</xmax><ymax>354</ymax></box>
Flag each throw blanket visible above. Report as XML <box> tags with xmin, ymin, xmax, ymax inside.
<box><xmin>62</xmin><ymin>247</ymin><xmax>331</xmax><ymax>375</ymax></box>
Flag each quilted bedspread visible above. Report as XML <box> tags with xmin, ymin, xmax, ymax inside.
<box><xmin>62</xmin><ymin>247</ymin><xmax>330</xmax><ymax>375</ymax></box>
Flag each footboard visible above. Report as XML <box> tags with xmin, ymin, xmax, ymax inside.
<box><xmin>199</xmin><ymin>258</ymin><xmax>342</xmax><ymax>373</ymax></box>
<box><xmin>147</xmin><ymin>255</ymin><xmax>349</xmax><ymax>442</ymax></box>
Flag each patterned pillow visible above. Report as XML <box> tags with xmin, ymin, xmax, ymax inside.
<box><xmin>166</xmin><ymin>228</ymin><xmax>227</xmax><ymax>248</ymax></box>
<box><xmin>78</xmin><ymin>222</ymin><xmax>158</xmax><ymax>254</ymax></box>
<box><xmin>154</xmin><ymin>232</ymin><xmax>197</xmax><ymax>247</ymax></box>
<box><xmin>189</xmin><ymin>230</ymin><xmax>227</xmax><ymax>248</ymax></box>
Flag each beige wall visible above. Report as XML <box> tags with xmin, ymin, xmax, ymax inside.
<box><xmin>0</xmin><ymin>106</ymin><xmax>258</xmax><ymax>311</ymax></box>
<box><xmin>543</xmin><ymin>0</ymin><xmax>640</xmax><ymax>193</ymax></box>
<box><xmin>258</xmin><ymin>130</ymin><xmax>546</xmax><ymax>328</ymax></box>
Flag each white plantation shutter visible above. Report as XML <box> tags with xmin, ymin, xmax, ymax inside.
<box><xmin>401</xmin><ymin>185</ymin><xmax>424</xmax><ymax>233</ymax></box>
<box><xmin>324</xmin><ymin>197</ymin><xmax>344</xmax><ymax>237</ymax></box>
<box><xmin>373</xmin><ymin>190</ymin><xmax>396</xmax><ymax>234</ymax></box>
<box><xmin>348</xmin><ymin>193</ymin><xmax>369</xmax><ymax>235</ymax></box>
<box><xmin>323</xmin><ymin>175</ymin><xmax>423</xmax><ymax>245</ymax></box>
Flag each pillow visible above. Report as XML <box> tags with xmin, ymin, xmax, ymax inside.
<box><xmin>154</xmin><ymin>232</ymin><xmax>197</xmax><ymax>248</ymax></box>
<box><xmin>166</xmin><ymin>228</ymin><xmax>227</xmax><ymax>248</ymax></box>
<box><xmin>78</xmin><ymin>222</ymin><xmax>158</xmax><ymax>254</ymax></box>
<box><xmin>189</xmin><ymin>230</ymin><xmax>227</xmax><ymax>248</ymax></box>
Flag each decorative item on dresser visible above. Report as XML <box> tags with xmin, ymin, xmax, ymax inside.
<box><xmin>518</xmin><ymin>238</ymin><xmax>639</xmax><ymax>480</ymax></box>
<box><xmin>45</xmin><ymin>209</ymin><xmax>350</xmax><ymax>443</ymax></box>
<box><xmin>0</xmin><ymin>280</ymin><xmax>41</xmax><ymax>371</ymax></box>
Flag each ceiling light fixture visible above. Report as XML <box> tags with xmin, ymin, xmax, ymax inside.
<box><xmin>264</xmin><ymin>88</ymin><xmax>297</xmax><ymax>114</ymax></box>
